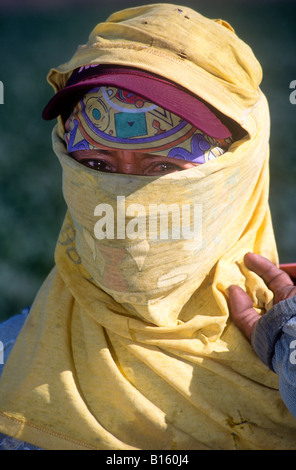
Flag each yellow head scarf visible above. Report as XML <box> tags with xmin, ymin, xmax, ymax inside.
<box><xmin>1</xmin><ymin>3</ymin><xmax>296</xmax><ymax>450</ymax></box>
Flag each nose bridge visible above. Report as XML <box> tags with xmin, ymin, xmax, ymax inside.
<box><xmin>117</xmin><ymin>150</ymin><xmax>140</xmax><ymax>174</ymax></box>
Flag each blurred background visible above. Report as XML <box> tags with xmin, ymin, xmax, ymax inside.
<box><xmin>0</xmin><ymin>0</ymin><xmax>296</xmax><ymax>322</ymax></box>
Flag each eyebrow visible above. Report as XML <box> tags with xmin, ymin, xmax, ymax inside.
<box><xmin>80</xmin><ymin>149</ymin><xmax>180</xmax><ymax>161</ymax></box>
<box><xmin>138</xmin><ymin>154</ymin><xmax>176</xmax><ymax>161</ymax></box>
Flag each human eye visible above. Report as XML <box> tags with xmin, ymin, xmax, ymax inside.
<box><xmin>145</xmin><ymin>161</ymin><xmax>184</xmax><ymax>175</ymax></box>
<box><xmin>81</xmin><ymin>159</ymin><xmax>115</xmax><ymax>173</ymax></box>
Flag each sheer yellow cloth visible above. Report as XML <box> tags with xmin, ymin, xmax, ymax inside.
<box><xmin>1</xmin><ymin>4</ymin><xmax>296</xmax><ymax>450</ymax></box>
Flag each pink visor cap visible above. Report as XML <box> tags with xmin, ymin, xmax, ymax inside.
<box><xmin>42</xmin><ymin>65</ymin><xmax>232</xmax><ymax>139</ymax></box>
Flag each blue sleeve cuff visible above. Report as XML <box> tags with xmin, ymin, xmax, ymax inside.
<box><xmin>251</xmin><ymin>296</ymin><xmax>296</xmax><ymax>371</ymax></box>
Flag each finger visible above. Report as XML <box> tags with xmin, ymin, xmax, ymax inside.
<box><xmin>228</xmin><ymin>285</ymin><xmax>261</xmax><ymax>340</ymax></box>
<box><xmin>273</xmin><ymin>285</ymin><xmax>296</xmax><ymax>304</ymax></box>
<box><xmin>244</xmin><ymin>252</ymin><xmax>293</xmax><ymax>293</ymax></box>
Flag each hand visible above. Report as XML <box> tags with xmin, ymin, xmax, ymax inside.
<box><xmin>229</xmin><ymin>252</ymin><xmax>296</xmax><ymax>340</ymax></box>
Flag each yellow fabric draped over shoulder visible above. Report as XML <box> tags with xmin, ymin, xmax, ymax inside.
<box><xmin>1</xmin><ymin>3</ymin><xmax>296</xmax><ymax>450</ymax></box>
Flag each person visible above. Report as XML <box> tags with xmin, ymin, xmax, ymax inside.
<box><xmin>229</xmin><ymin>252</ymin><xmax>296</xmax><ymax>419</ymax></box>
<box><xmin>0</xmin><ymin>3</ymin><xmax>296</xmax><ymax>451</ymax></box>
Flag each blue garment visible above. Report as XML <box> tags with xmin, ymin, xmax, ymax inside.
<box><xmin>0</xmin><ymin>308</ymin><xmax>29</xmax><ymax>377</ymax></box>
<box><xmin>251</xmin><ymin>296</ymin><xmax>296</xmax><ymax>418</ymax></box>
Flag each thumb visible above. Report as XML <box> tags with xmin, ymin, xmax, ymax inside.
<box><xmin>228</xmin><ymin>285</ymin><xmax>261</xmax><ymax>341</ymax></box>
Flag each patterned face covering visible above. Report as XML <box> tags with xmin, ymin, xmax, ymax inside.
<box><xmin>64</xmin><ymin>86</ymin><xmax>233</xmax><ymax>164</ymax></box>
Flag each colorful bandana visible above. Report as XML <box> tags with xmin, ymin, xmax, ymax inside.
<box><xmin>64</xmin><ymin>87</ymin><xmax>233</xmax><ymax>163</ymax></box>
